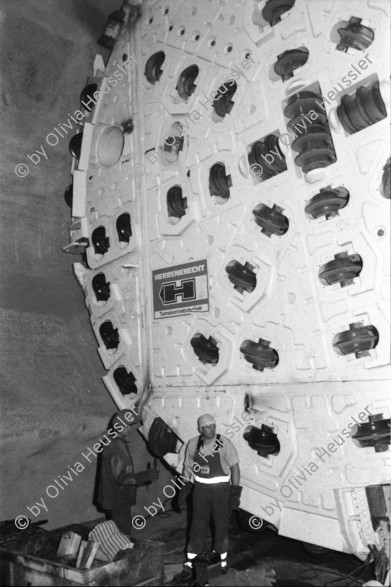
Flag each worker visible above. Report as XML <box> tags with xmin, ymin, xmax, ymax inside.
<box><xmin>174</xmin><ymin>413</ymin><xmax>241</xmax><ymax>583</ymax></box>
<box><xmin>97</xmin><ymin>408</ymin><xmax>159</xmax><ymax>535</ymax></box>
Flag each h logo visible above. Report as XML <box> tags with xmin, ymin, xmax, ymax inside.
<box><xmin>160</xmin><ymin>278</ymin><xmax>196</xmax><ymax>304</ymax></box>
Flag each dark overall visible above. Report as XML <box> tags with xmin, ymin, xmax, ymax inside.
<box><xmin>97</xmin><ymin>438</ymin><xmax>137</xmax><ymax>535</ymax></box>
<box><xmin>187</xmin><ymin>435</ymin><xmax>230</xmax><ymax>557</ymax></box>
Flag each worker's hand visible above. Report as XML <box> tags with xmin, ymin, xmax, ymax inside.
<box><xmin>145</xmin><ymin>469</ymin><xmax>159</xmax><ymax>482</ymax></box>
<box><xmin>174</xmin><ymin>481</ymin><xmax>193</xmax><ymax>512</ymax></box>
<box><xmin>229</xmin><ymin>485</ymin><xmax>242</xmax><ymax>511</ymax></box>
<box><xmin>133</xmin><ymin>469</ymin><xmax>160</xmax><ymax>485</ymax></box>
<box><xmin>125</xmin><ymin>466</ymin><xmax>137</xmax><ymax>484</ymax></box>
<box><xmin>180</xmin><ymin>480</ymin><xmax>193</xmax><ymax>489</ymax></box>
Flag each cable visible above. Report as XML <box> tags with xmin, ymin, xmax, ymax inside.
<box><xmin>322</xmin><ymin>561</ymin><xmax>368</xmax><ymax>586</ymax></box>
<box><xmin>295</xmin><ymin>558</ymin><xmax>367</xmax><ymax>585</ymax></box>
<box><xmin>298</xmin><ymin>566</ymin><xmax>318</xmax><ymax>581</ymax></box>
<box><xmin>164</xmin><ymin>545</ymin><xmax>185</xmax><ymax>564</ymax></box>
<box><xmin>247</xmin><ymin>558</ymin><xmax>370</xmax><ymax>587</ymax></box>
<box><xmin>293</xmin><ymin>559</ymin><xmax>364</xmax><ymax>587</ymax></box>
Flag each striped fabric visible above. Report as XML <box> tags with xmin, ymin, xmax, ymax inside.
<box><xmin>89</xmin><ymin>520</ymin><xmax>134</xmax><ymax>561</ymax></box>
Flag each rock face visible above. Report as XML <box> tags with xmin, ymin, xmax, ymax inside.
<box><xmin>0</xmin><ymin>0</ymin><xmax>168</xmax><ymax>530</ymax></box>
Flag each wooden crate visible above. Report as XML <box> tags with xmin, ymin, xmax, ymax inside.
<box><xmin>0</xmin><ymin>528</ymin><xmax>164</xmax><ymax>586</ymax></box>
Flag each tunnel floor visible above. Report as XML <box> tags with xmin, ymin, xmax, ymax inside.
<box><xmin>134</xmin><ymin>507</ymin><xmax>374</xmax><ymax>586</ymax></box>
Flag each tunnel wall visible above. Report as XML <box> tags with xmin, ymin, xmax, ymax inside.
<box><xmin>0</xmin><ymin>0</ymin><xmax>171</xmax><ymax>532</ymax></box>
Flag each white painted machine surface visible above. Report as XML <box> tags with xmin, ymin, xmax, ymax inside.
<box><xmin>66</xmin><ymin>0</ymin><xmax>390</xmax><ymax>568</ymax></box>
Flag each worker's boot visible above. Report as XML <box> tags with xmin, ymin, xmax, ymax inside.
<box><xmin>220</xmin><ymin>552</ymin><xmax>228</xmax><ymax>575</ymax></box>
<box><xmin>172</xmin><ymin>564</ymin><xmax>193</xmax><ymax>584</ymax></box>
